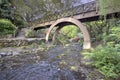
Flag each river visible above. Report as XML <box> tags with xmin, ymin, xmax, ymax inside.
<box><xmin>0</xmin><ymin>43</ymin><xmax>104</xmax><ymax>80</ymax></box>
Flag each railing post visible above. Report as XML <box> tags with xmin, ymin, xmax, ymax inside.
<box><xmin>82</xmin><ymin>4</ymin><xmax>85</xmax><ymax>16</ymax></box>
<box><xmin>96</xmin><ymin>0</ymin><xmax>99</xmax><ymax>14</ymax></box>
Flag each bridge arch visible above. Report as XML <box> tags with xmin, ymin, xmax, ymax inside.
<box><xmin>46</xmin><ymin>17</ymin><xmax>91</xmax><ymax>49</ymax></box>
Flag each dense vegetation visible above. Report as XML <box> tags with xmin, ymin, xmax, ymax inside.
<box><xmin>98</xmin><ymin>0</ymin><xmax>120</xmax><ymax>16</ymax></box>
<box><xmin>0</xmin><ymin>0</ymin><xmax>27</xmax><ymax>28</ymax></box>
<box><xmin>0</xmin><ymin>19</ymin><xmax>16</xmax><ymax>36</ymax></box>
<box><xmin>86</xmin><ymin>23</ymin><xmax>120</xmax><ymax>79</ymax></box>
<box><xmin>86</xmin><ymin>1</ymin><xmax>120</xmax><ymax>79</ymax></box>
<box><xmin>54</xmin><ymin>25</ymin><xmax>82</xmax><ymax>45</ymax></box>
<box><xmin>0</xmin><ymin>0</ymin><xmax>82</xmax><ymax>36</ymax></box>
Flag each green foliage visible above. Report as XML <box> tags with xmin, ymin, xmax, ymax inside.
<box><xmin>98</xmin><ymin>0</ymin><xmax>120</xmax><ymax>16</ymax></box>
<box><xmin>56</xmin><ymin>33</ymin><xmax>70</xmax><ymax>45</ymax></box>
<box><xmin>104</xmin><ymin>24</ymin><xmax>120</xmax><ymax>45</ymax></box>
<box><xmin>10</xmin><ymin>0</ymin><xmax>82</xmax><ymax>22</ymax></box>
<box><xmin>25</xmin><ymin>29</ymin><xmax>35</xmax><ymax>38</ymax></box>
<box><xmin>0</xmin><ymin>0</ymin><xmax>82</xmax><ymax>28</ymax></box>
<box><xmin>55</xmin><ymin>25</ymin><xmax>82</xmax><ymax>44</ymax></box>
<box><xmin>88</xmin><ymin>45</ymin><xmax>120</xmax><ymax>79</ymax></box>
<box><xmin>86</xmin><ymin>20</ymin><xmax>108</xmax><ymax>42</ymax></box>
<box><xmin>86</xmin><ymin>20</ymin><xmax>120</xmax><ymax>79</ymax></box>
<box><xmin>0</xmin><ymin>0</ymin><xmax>27</xmax><ymax>28</ymax></box>
<box><xmin>13</xmin><ymin>11</ymin><xmax>28</xmax><ymax>28</ymax></box>
<box><xmin>61</xmin><ymin>25</ymin><xmax>79</xmax><ymax>38</ymax></box>
<box><xmin>52</xmin><ymin>0</ymin><xmax>61</xmax><ymax>4</ymax></box>
<box><xmin>86</xmin><ymin>20</ymin><xmax>120</xmax><ymax>43</ymax></box>
<box><xmin>0</xmin><ymin>0</ymin><xmax>12</xmax><ymax>19</ymax></box>
<box><xmin>0</xmin><ymin>19</ymin><xmax>17</xmax><ymax>35</ymax></box>
<box><xmin>0</xmin><ymin>0</ymin><xmax>2</xmax><ymax>3</ymax></box>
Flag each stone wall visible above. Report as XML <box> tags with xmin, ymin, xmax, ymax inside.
<box><xmin>0</xmin><ymin>34</ymin><xmax>14</xmax><ymax>39</ymax></box>
<box><xmin>0</xmin><ymin>38</ymin><xmax>45</xmax><ymax>47</ymax></box>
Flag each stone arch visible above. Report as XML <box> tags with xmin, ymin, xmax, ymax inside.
<box><xmin>46</xmin><ymin>17</ymin><xmax>91</xmax><ymax>49</ymax></box>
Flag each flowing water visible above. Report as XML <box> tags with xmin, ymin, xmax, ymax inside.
<box><xmin>0</xmin><ymin>43</ymin><xmax>103</xmax><ymax>80</ymax></box>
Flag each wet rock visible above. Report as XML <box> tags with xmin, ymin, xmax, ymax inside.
<box><xmin>0</xmin><ymin>52</ymin><xmax>14</xmax><ymax>57</ymax></box>
<box><xmin>0</xmin><ymin>48</ymin><xmax>20</xmax><ymax>58</ymax></box>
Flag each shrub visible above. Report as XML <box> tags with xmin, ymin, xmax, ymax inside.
<box><xmin>104</xmin><ymin>27</ymin><xmax>120</xmax><ymax>44</ymax></box>
<box><xmin>88</xmin><ymin>45</ymin><xmax>120</xmax><ymax>79</ymax></box>
<box><xmin>0</xmin><ymin>19</ymin><xmax>17</xmax><ymax>35</ymax></box>
<box><xmin>87</xmin><ymin>25</ymin><xmax>120</xmax><ymax>79</ymax></box>
<box><xmin>25</xmin><ymin>29</ymin><xmax>35</xmax><ymax>38</ymax></box>
<box><xmin>87</xmin><ymin>44</ymin><xmax>120</xmax><ymax>79</ymax></box>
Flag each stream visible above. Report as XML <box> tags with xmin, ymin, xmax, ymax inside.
<box><xmin>0</xmin><ymin>43</ymin><xmax>104</xmax><ymax>80</ymax></box>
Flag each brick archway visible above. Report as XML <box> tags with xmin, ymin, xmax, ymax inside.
<box><xmin>46</xmin><ymin>17</ymin><xmax>91</xmax><ymax>49</ymax></box>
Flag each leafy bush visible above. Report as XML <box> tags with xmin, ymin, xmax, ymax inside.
<box><xmin>89</xmin><ymin>45</ymin><xmax>120</xmax><ymax>79</ymax></box>
<box><xmin>104</xmin><ymin>26</ymin><xmax>120</xmax><ymax>44</ymax></box>
<box><xmin>87</xmin><ymin>24</ymin><xmax>120</xmax><ymax>79</ymax></box>
<box><xmin>0</xmin><ymin>19</ymin><xmax>17</xmax><ymax>35</ymax></box>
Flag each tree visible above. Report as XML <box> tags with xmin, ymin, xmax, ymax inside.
<box><xmin>98</xmin><ymin>0</ymin><xmax>120</xmax><ymax>16</ymax></box>
<box><xmin>0</xmin><ymin>0</ymin><xmax>13</xmax><ymax>19</ymax></box>
<box><xmin>10</xmin><ymin>0</ymin><xmax>82</xmax><ymax>21</ymax></box>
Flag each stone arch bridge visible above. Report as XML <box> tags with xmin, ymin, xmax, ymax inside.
<box><xmin>31</xmin><ymin>1</ymin><xmax>119</xmax><ymax>49</ymax></box>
